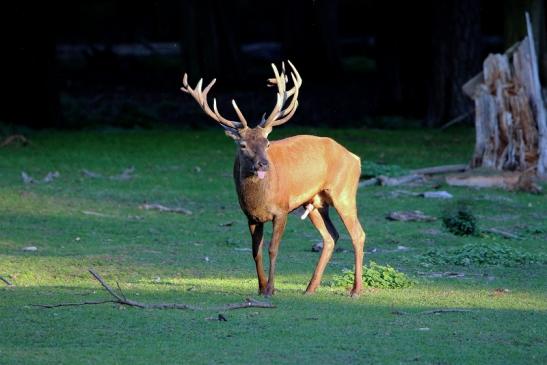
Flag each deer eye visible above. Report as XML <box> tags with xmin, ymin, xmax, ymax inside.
<box><xmin>239</xmin><ymin>142</ymin><xmax>247</xmax><ymax>149</ymax></box>
<box><xmin>266</xmin><ymin>141</ymin><xmax>271</xmax><ymax>148</ymax></box>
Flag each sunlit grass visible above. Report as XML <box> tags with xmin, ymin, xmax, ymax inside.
<box><xmin>1</xmin><ymin>127</ymin><xmax>546</xmax><ymax>364</ymax></box>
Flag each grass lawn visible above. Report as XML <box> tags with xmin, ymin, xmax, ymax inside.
<box><xmin>0</xmin><ymin>127</ymin><xmax>546</xmax><ymax>364</ymax></box>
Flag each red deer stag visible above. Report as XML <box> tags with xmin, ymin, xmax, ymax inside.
<box><xmin>181</xmin><ymin>61</ymin><xmax>366</xmax><ymax>297</ymax></box>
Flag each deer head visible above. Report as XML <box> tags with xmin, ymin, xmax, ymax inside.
<box><xmin>181</xmin><ymin>61</ymin><xmax>302</xmax><ymax>179</ymax></box>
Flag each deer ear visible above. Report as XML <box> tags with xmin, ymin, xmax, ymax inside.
<box><xmin>222</xmin><ymin>126</ymin><xmax>241</xmax><ymax>141</ymax></box>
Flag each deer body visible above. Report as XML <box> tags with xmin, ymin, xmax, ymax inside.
<box><xmin>181</xmin><ymin>62</ymin><xmax>366</xmax><ymax>296</ymax></box>
<box><xmin>235</xmin><ymin>135</ymin><xmax>360</xmax><ymax>221</ymax></box>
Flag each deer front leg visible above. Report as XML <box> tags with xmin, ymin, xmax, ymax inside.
<box><xmin>249</xmin><ymin>221</ymin><xmax>267</xmax><ymax>294</ymax></box>
<box><xmin>264</xmin><ymin>214</ymin><xmax>287</xmax><ymax>296</ymax></box>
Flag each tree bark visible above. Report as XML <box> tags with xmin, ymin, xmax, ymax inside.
<box><xmin>468</xmin><ymin>17</ymin><xmax>547</xmax><ymax>176</ymax></box>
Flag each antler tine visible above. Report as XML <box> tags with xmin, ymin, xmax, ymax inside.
<box><xmin>181</xmin><ymin>73</ymin><xmax>190</xmax><ymax>92</ymax></box>
<box><xmin>270</xmin><ymin>74</ymin><xmax>300</xmax><ymax>127</ymax></box>
<box><xmin>180</xmin><ymin>74</ymin><xmax>243</xmax><ymax>130</ymax></box>
<box><xmin>261</xmin><ymin>61</ymin><xmax>302</xmax><ymax>129</ymax></box>
<box><xmin>231</xmin><ymin>100</ymin><xmax>248</xmax><ymax>128</ymax></box>
<box><xmin>195</xmin><ymin>78</ymin><xmax>204</xmax><ymax>104</ymax></box>
<box><xmin>262</xmin><ymin>63</ymin><xmax>288</xmax><ymax>126</ymax></box>
<box><xmin>271</xmin><ymin>101</ymin><xmax>299</xmax><ymax>127</ymax></box>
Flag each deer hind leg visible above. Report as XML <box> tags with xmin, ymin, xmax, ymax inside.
<box><xmin>331</xmin><ymin>192</ymin><xmax>366</xmax><ymax>297</ymax></box>
<box><xmin>305</xmin><ymin>206</ymin><xmax>339</xmax><ymax>294</ymax></box>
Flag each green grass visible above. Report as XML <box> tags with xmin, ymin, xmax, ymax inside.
<box><xmin>0</xmin><ymin>127</ymin><xmax>546</xmax><ymax>364</ymax></box>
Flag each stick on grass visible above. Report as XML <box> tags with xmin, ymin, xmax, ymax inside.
<box><xmin>0</xmin><ymin>275</ymin><xmax>14</xmax><ymax>286</ymax></box>
<box><xmin>32</xmin><ymin>269</ymin><xmax>275</xmax><ymax>311</ymax></box>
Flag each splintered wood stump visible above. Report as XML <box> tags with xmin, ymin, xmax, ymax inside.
<box><xmin>464</xmin><ymin>14</ymin><xmax>547</xmax><ymax>177</ymax></box>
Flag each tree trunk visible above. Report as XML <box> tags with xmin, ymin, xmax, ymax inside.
<box><xmin>468</xmin><ymin>16</ymin><xmax>547</xmax><ymax>176</ymax></box>
<box><xmin>425</xmin><ymin>0</ymin><xmax>481</xmax><ymax>127</ymax></box>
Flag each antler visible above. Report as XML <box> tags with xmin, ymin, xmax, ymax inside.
<box><xmin>260</xmin><ymin>60</ymin><xmax>302</xmax><ymax>129</ymax></box>
<box><xmin>181</xmin><ymin>74</ymin><xmax>248</xmax><ymax>130</ymax></box>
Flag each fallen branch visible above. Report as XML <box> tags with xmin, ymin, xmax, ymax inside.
<box><xmin>32</xmin><ymin>299</ymin><xmax>119</xmax><ymax>308</ymax></box>
<box><xmin>81</xmin><ymin>210</ymin><xmax>112</xmax><ymax>218</ymax></box>
<box><xmin>358</xmin><ymin>177</ymin><xmax>379</xmax><ymax>187</ymax></box>
<box><xmin>359</xmin><ymin>174</ymin><xmax>424</xmax><ymax>188</ymax></box>
<box><xmin>440</xmin><ymin>111</ymin><xmax>473</xmax><ymax>130</ymax></box>
<box><xmin>140</xmin><ymin>203</ymin><xmax>192</xmax><ymax>215</ymax></box>
<box><xmin>392</xmin><ymin>308</ymin><xmax>474</xmax><ymax>316</ymax></box>
<box><xmin>32</xmin><ymin>269</ymin><xmax>275</xmax><ymax>311</ymax></box>
<box><xmin>386</xmin><ymin>210</ymin><xmax>436</xmax><ymax>222</ymax></box>
<box><xmin>484</xmin><ymin>228</ymin><xmax>522</xmax><ymax>240</ymax></box>
<box><xmin>378</xmin><ymin>174</ymin><xmax>425</xmax><ymax>186</ymax></box>
<box><xmin>420</xmin><ymin>308</ymin><xmax>473</xmax><ymax>315</ymax></box>
<box><xmin>0</xmin><ymin>134</ymin><xmax>29</xmax><ymax>147</ymax></box>
<box><xmin>212</xmin><ymin>298</ymin><xmax>276</xmax><ymax>311</ymax></box>
<box><xmin>0</xmin><ymin>275</ymin><xmax>14</xmax><ymax>286</ymax></box>
<box><xmin>359</xmin><ymin>164</ymin><xmax>468</xmax><ymax>189</ymax></box>
<box><xmin>410</xmin><ymin>164</ymin><xmax>468</xmax><ymax>175</ymax></box>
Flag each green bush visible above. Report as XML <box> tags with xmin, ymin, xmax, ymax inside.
<box><xmin>331</xmin><ymin>261</ymin><xmax>414</xmax><ymax>289</ymax></box>
<box><xmin>442</xmin><ymin>204</ymin><xmax>478</xmax><ymax>236</ymax></box>
<box><xmin>422</xmin><ymin>243</ymin><xmax>546</xmax><ymax>267</ymax></box>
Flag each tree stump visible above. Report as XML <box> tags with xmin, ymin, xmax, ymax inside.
<box><xmin>463</xmin><ymin>14</ymin><xmax>547</xmax><ymax>177</ymax></box>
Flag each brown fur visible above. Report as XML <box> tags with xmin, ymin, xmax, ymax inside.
<box><xmin>232</xmin><ymin>128</ymin><xmax>366</xmax><ymax>297</ymax></box>
<box><xmin>181</xmin><ymin>62</ymin><xmax>365</xmax><ymax>296</ymax></box>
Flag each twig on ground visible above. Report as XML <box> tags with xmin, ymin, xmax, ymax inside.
<box><xmin>410</xmin><ymin>164</ymin><xmax>468</xmax><ymax>175</ymax></box>
<box><xmin>358</xmin><ymin>177</ymin><xmax>380</xmax><ymax>187</ymax></box>
<box><xmin>81</xmin><ymin>210</ymin><xmax>112</xmax><ymax>218</ymax></box>
<box><xmin>392</xmin><ymin>308</ymin><xmax>474</xmax><ymax>315</ymax></box>
<box><xmin>116</xmin><ymin>281</ymin><xmax>127</xmax><ymax>301</ymax></box>
<box><xmin>31</xmin><ymin>269</ymin><xmax>275</xmax><ymax>311</ymax></box>
<box><xmin>86</xmin><ymin>269</ymin><xmax>194</xmax><ymax>309</ymax></box>
<box><xmin>440</xmin><ymin>110</ymin><xmax>473</xmax><ymax>130</ymax></box>
<box><xmin>0</xmin><ymin>275</ymin><xmax>14</xmax><ymax>286</ymax></box>
<box><xmin>81</xmin><ymin>169</ymin><xmax>103</xmax><ymax>178</ymax></box>
<box><xmin>0</xmin><ymin>134</ymin><xmax>29</xmax><ymax>147</ymax></box>
<box><xmin>213</xmin><ymin>298</ymin><xmax>276</xmax><ymax>311</ymax></box>
<box><xmin>359</xmin><ymin>164</ymin><xmax>468</xmax><ymax>189</ymax></box>
<box><xmin>359</xmin><ymin>174</ymin><xmax>424</xmax><ymax>188</ymax></box>
<box><xmin>140</xmin><ymin>203</ymin><xmax>192</xmax><ymax>215</ymax></box>
<box><xmin>386</xmin><ymin>210</ymin><xmax>436</xmax><ymax>222</ymax></box>
<box><xmin>32</xmin><ymin>300</ymin><xmax>118</xmax><ymax>308</ymax></box>
<box><xmin>110</xmin><ymin>167</ymin><xmax>135</xmax><ymax>181</ymax></box>
<box><xmin>378</xmin><ymin>174</ymin><xmax>425</xmax><ymax>186</ymax></box>
<box><xmin>484</xmin><ymin>228</ymin><xmax>522</xmax><ymax>240</ymax></box>
<box><xmin>419</xmin><ymin>309</ymin><xmax>473</xmax><ymax>315</ymax></box>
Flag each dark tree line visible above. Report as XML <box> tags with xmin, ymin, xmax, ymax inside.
<box><xmin>0</xmin><ymin>0</ymin><xmax>545</xmax><ymax>129</ymax></box>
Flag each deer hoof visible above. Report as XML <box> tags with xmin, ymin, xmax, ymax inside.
<box><xmin>263</xmin><ymin>286</ymin><xmax>275</xmax><ymax>297</ymax></box>
<box><xmin>349</xmin><ymin>289</ymin><xmax>362</xmax><ymax>298</ymax></box>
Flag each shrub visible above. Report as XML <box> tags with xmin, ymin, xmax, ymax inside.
<box><xmin>422</xmin><ymin>243</ymin><xmax>546</xmax><ymax>267</ymax></box>
<box><xmin>331</xmin><ymin>261</ymin><xmax>414</xmax><ymax>289</ymax></box>
<box><xmin>442</xmin><ymin>204</ymin><xmax>478</xmax><ymax>236</ymax></box>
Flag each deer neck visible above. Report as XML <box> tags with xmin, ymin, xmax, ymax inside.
<box><xmin>234</xmin><ymin>157</ymin><xmax>276</xmax><ymax>221</ymax></box>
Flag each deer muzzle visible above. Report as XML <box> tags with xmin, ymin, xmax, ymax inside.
<box><xmin>254</xmin><ymin>159</ymin><xmax>269</xmax><ymax>179</ymax></box>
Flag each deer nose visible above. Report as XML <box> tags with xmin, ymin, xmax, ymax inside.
<box><xmin>256</xmin><ymin>160</ymin><xmax>269</xmax><ymax>170</ymax></box>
